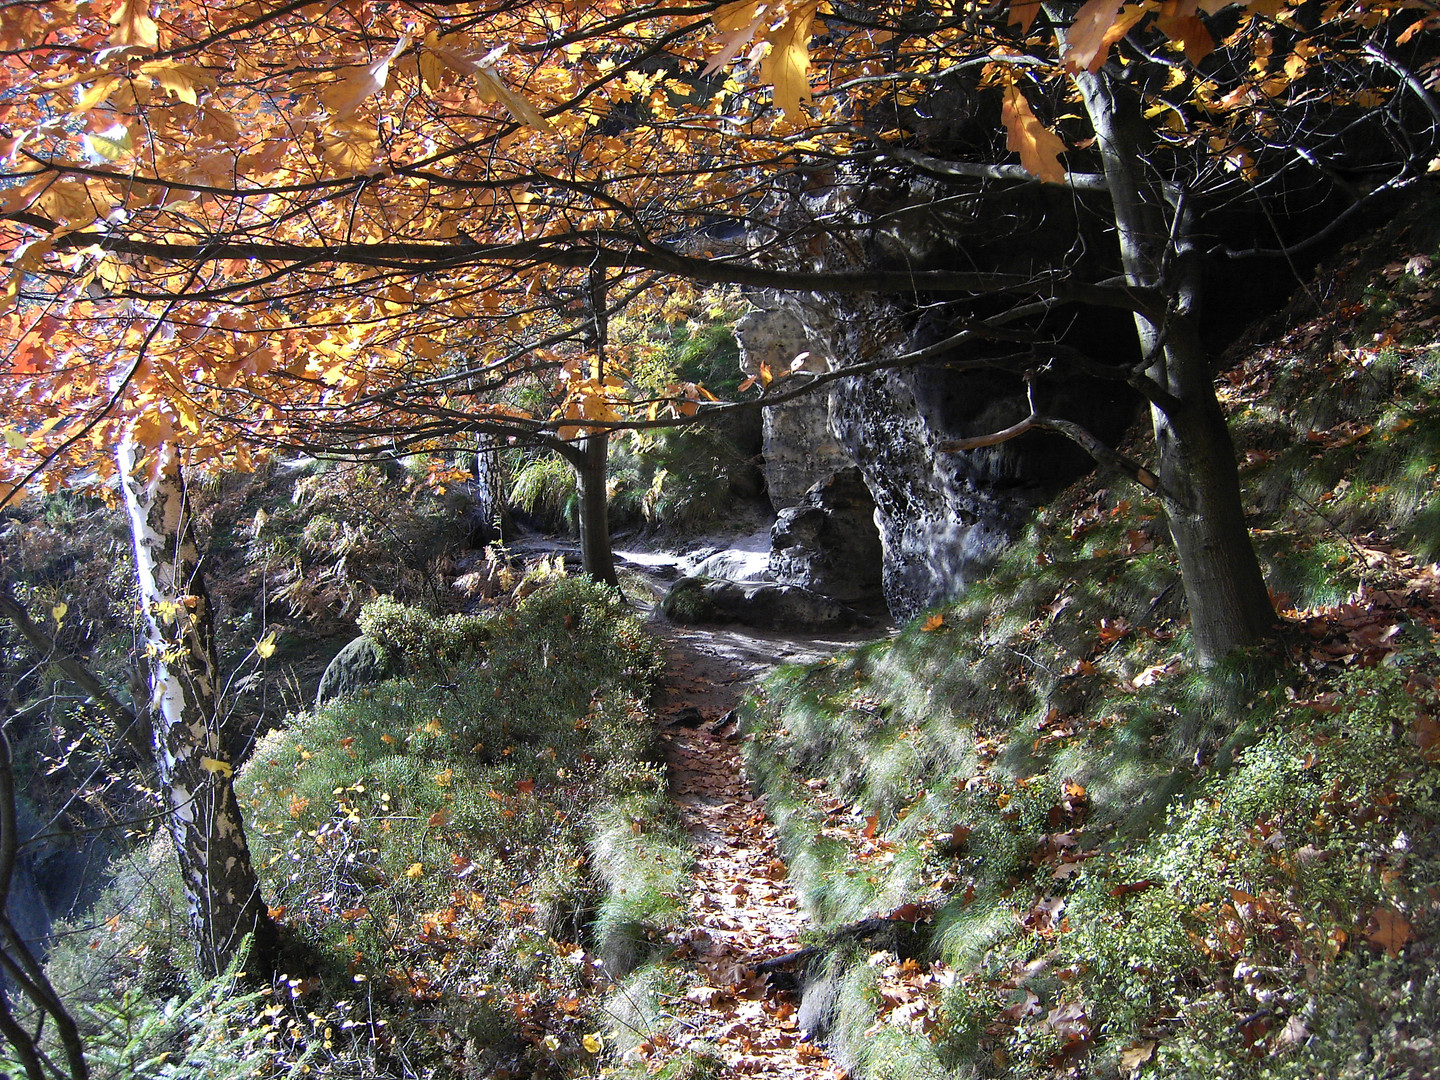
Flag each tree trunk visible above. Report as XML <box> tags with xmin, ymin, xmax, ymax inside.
<box><xmin>469</xmin><ymin>440</ymin><xmax>511</xmax><ymax>544</ymax></box>
<box><xmin>575</xmin><ymin>433</ymin><xmax>618</xmax><ymax>586</ymax></box>
<box><xmin>117</xmin><ymin>439</ymin><xmax>276</xmax><ymax>977</ymax></box>
<box><xmin>1076</xmin><ymin>72</ymin><xmax>1276</xmax><ymax>665</ymax></box>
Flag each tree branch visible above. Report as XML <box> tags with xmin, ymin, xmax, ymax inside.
<box><xmin>0</xmin><ymin>588</ymin><xmax>151</xmax><ymax>762</ymax></box>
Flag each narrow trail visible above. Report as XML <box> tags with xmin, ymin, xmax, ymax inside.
<box><xmin>632</xmin><ymin>619</ymin><xmax>878</xmax><ymax>1078</ymax></box>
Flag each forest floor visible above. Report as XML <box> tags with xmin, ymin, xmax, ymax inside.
<box><xmin>630</xmin><ymin>609</ymin><xmax>884</xmax><ymax>1078</ymax></box>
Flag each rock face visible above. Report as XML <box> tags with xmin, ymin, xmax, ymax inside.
<box><xmin>735</xmin><ymin>304</ymin><xmax>850</xmax><ymax>509</ymax></box>
<box><xmin>315</xmin><ymin>635</ymin><xmax>400</xmax><ymax>708</ymax></box>
<box><xmin>3</xmin><ymin>798</ymin><xmax>105</xmax><ymax>971</ymax></box>
<box><xmin>770</xmin><ymin>467</ymin><xmax>883</xmax><ymax>605</ymax></box>
<box><xmin>661</xmin><ymin>576</ymin><xmax>865</xmax><ymax>630</ymax></box>
<box><xmin>734</xmin><ymin>175</ymin><xmax>1140</xmax><ymax>620</ymax></box>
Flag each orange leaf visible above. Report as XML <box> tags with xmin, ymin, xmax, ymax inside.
<box><xmin>108</xmin><ymin>0</ymin><xmax>158</xmax><ymax>50</ymax></box>
<box><xmin>320</xmin><ymin>36</ymin><xmax>409</xmax><ymax>120</ymax></box>
<box><xmin>516</xmin><ymin>778</ymin><xmax>536</xmax><ymax>795</ymax></box>
<box><xmin>427</xmin><ymin>808</ymin><xmax>451</xmax><ymax>828</ymax></box>
<box><xmin>1109</xmin><ymin>879</ymin><xmax>1157</xmax><ymax>898</ymax></box>
<box><xmin>1155</xmin><ymin>0</ymin><xmax>1215</xmax><ymax>65</ymax></box>
<box><xmin>1001</xmin><ymin>85</ymin><xmax>1067</xmax><ymax>184</ymax></box>
<box><xmin>759</xmin><ymin>1</ymin><xmax>819</xmax><ymax>119</ymax></box>
<box><xmin>1010</xmin><ymin>0</ymin><xmax>1043</xmax><ymax>32</ymax></box>
<box><xmin>1063</xmin><ymin>0</ymin><xmax>1146</xmax><ymax>73</ymax></box>
<box><xmin>863</xmin><ymin>814</ymin><xmax>879</xmax><ymax>838</ymax></box>
<box><xmin>920</xmin><ymin>613</ymin><xmax>945</xmax><ymax>631</ymax></box>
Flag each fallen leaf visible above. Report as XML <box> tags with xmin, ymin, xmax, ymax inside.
<box><xmin>1366</xmin><ymin>906</ymin><xmax>1412</xmax><ymax>957</ymax></box>
<box><xmin>1109</xmin><ymin>879</ymin><xmax>1158</xmax><ymax>898</ymax></box>
<box><xmin>1119</xmin><ymin>1040</ymin><xmax>1155</xmax><ymax>1073</ymax></box>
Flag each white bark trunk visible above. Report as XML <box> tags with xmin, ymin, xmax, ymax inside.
<box><xmin>118</xmin><ymin>439</ymin><xmax>273</xmax><ymax>976</ymax></box>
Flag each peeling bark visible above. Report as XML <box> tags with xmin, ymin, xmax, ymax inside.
<box><xmin>118</xmin><ymin>439</ymin><xmax>275</xmax><ymax>977</ymax></box>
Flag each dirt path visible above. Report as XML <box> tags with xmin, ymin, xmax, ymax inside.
<box><xmin>632</xmin><ymin>625</ymin><xmax>861</xmax><ymax>1078</ymax></box>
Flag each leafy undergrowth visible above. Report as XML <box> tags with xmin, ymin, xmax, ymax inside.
<box><xmin>40</xmin><ymin>577</ymin><xmax>691</xmax><ymax>1079</ymax></box>
<box><xmin>741</xmin><ymin>207</ymin><xmax>1440</xmax><ymax>1078</ymax></box>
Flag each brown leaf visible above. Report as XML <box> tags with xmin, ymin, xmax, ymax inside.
<box><xmin>1366</xmin><ymin>906</ymin><xmax>1413</xmax><ymax>957</ymax></box>
<box><xmin>1414</xmin><ymin>716</ymin><xmax>1440</xmax><ymax>759</ymax></box>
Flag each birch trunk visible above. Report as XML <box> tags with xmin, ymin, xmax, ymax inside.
<box><xmin>118</xmin><ymin>440</ymin><xmax>275</xmax><ymax>977</ymax></box>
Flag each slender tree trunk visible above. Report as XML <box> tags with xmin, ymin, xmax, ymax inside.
<box><xmin>117</xmin><ymin>439</ymin><xmax>276</xmax><ymax>977</ymax></box>
<box><xmin>470</xmin><ymin>440</ymin><xmax>511</xmax><ymax>543</ymax></box>
<box><xmin>1076</xmin><ymin>71</ymin><xmax>1276</xmax><ymax>665</ymax></box>
<box><xmin>575</xmin><ymin>434</ymin><xmax>618</xmax><ymax>586</ymax></box>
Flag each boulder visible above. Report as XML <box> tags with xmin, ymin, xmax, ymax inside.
<box><xmin>661</xmin><ymin>576</ymin><xmax>865</xmax><ymax>630</ymax></box>
<box><xmin>315</xmin><ymin>635</ymin><xmax>400</xmax><ymax>708</ymax></box>
<box><xmin>769</xmin><ymin>467</ymin><xmax>883</xmax><ymax>605</ymax></box>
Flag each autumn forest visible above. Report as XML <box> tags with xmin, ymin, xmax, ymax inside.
<box><xmin>0</xmin><ymin>0</ymin><xmax>1439</xmax><ymax>1076</ymax></box>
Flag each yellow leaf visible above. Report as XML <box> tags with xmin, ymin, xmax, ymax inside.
<box><xmin>51</xmin><ymin>602</ymin><xmax>67</xmax><ymax>625</ymax></box>
<box><xmin>759</xmin><ymin>2</ymin><xmax>819</xmax><ymax>120</ymax></box>
<box><xmin>83</xmin><ymin>125</ymin><xmax>132</xmax><ymax>161</ymax></box>
<box><xmin>582</xmin><ymin>1032</ymin><xmax>604</xmax><ymax>1053</ymax></box>
<box><xmin>320</xmin><ymin>35</ymin><xmax>409</xmax><ymax>120</ymax></box>
<box><xmin>3</xmin><ymin>429</ymin><xmax>27</xmax><ymax>449</ymax></box>
<box><xmin>405</xmin><ymin>862</ymin><xmax>425</xmax><ymax>879</ymax></box>
<box><xmin>108</xmin><ymin>0</ymin><xmax>158</xmax><ymax>50</ymax></box>
<box><xmin>1001</xmin><ymin>85</ymin><xmax>1067</xmax><ymax>183</ymax></box>
<box><xmin>200</xmin><ymin>756</ymin><xmax>234</xmax><ymax>778</ymax></box>
<box><xmin>322</xmin><ymin>121</ymin><xmax>380</xmax><ymax>174</ymax></box>
<box><xmin>434</xmin><ymin>767</ymin><xmax>453</xmax><ymax>787</ymax></box>
<box><xmin>74</xmin><ymin>76</ymin><xmax>123</xmax><ymax>113</ymax></box>
<box><xmin>255</xmin><ymin>631</ymin><xmax>277</xmax><ymax>659</ymax></box>
<box><xmin>137</xmin><ymin>61</ymin><xmax>215</xmax><ymax>105</ymax></box>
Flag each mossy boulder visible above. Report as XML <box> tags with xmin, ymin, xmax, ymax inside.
<box><xmin>314</xmin><ymin>635</ymin><xmax>400</xmax><ymax>708</ymax></box>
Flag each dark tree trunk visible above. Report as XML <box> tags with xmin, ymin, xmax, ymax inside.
<box><xmin>1076</xmin><ymin>72</ymin><xmax>1277</xmax><ymax>665</ymax></box>
<box><xmin>118</xmin><ymin>440</ymin><xmax>277</xmax><ymax>977</ymax></box>
<box><xmin>575</xmin><ymin>433</ymin><xmax>618</xmax><ymax>586</ymax></box>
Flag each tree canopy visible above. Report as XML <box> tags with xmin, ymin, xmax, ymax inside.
<box><xmin>0</xmin><ymin>0</ymin><xmax>1434</xmax><ymax>654</ymax></box>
